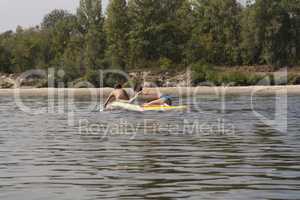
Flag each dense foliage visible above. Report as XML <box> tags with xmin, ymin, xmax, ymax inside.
<box><xmin>0</xmin><ymin>0</ymin><xmax>299</xmax><ymax>85</ymax></box>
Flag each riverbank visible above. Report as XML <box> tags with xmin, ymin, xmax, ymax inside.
<box><xmin>1</xmin><ymin>66</ymin><xmax>300</xmax><ymax>89</ymax></box>
<box><xmin>1</xmin><ymin>85</ymin><xmax>299</xmax><ymax>97</ymax></box>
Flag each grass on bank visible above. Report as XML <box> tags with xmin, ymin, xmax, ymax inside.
<box><xmin>191</xmin><ymin>62</ymin><xmax>300</xmax><ymax>86</ymax></box>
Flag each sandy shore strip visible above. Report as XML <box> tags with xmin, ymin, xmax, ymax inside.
<box><xmin>0</xmin><ymin>85</ymin><xmax>299</xmax><ymax>97</ymax></box>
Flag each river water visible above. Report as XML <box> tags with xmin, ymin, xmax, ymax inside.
<box><xmin>0</xmin><ymin>95</ymin><xmax>299</xmax><ymax>200</ymax></box>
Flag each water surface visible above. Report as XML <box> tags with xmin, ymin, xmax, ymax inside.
<box><xmin>0</xmin><ymin>95</ymin><xmax>300</xmax><ymax>200</ymax></box>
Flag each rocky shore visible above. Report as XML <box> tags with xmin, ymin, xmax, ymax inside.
<box><xmin>0</xmin><ymin>74</ymin><xmax>15</xmax><ymax>89</ymax></box>
<box><xmin>0</xmin><ymin>73</ymin><xmax>47</xmax><ymax>89</ymax></box>
<box><xmin>1</xmin><ymin>67</ymin><xmax>300</xmax><ymax>98</ymax></box>
<box><xmin>0</xmin><ymin>85</ymin><xmax>299</xmax><ymax>98</ymax></box>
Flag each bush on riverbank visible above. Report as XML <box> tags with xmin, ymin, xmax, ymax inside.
<box><xmin>289</xmin><ymin>74</ymin><xmax>300</xmax><ymax>85</ymax></box>
<box><xmin>191</xmin><ymin>62</ymin><xmax>265</xmax><ymax>86</ymax></box>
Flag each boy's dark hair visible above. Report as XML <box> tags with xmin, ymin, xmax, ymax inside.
<box><xmin>114</xmin><ymin>83</ymin><xmax>123</xmax><ymax>89</ymax></box>
<box><xmin>134</xmin><ymin>83</ymin><xmax>143</xmax><ymax>92</ymax></box>
<box><xmin>165</xmin><ymin>98</ymin><xmax>172</xmax><ymax>106</ymax></box>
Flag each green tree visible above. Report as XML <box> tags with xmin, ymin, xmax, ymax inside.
<box><xmin>283</xmin><ymin>0</ymin><xmax>300</xmax><ymax>64</ymax></box>
<box><xmin>78</xmin><ymin>0</ymin><xmax>103</xmax><ymax>33</ymax></box>
<box><xmin>176</xmin><ymin>0</ymin><xmax>195</xmax><ymax>66</ymax></box>
<box><xmin>43</xmin><ymin>10</ymin><xmax>79</xmax><ymax>68</ymax></box>
<box><xmin>62</xmin><ymin>34</ymin><xmax>84</xmax><ymax>82</ymax></box>
<box><xmin>9</xmin><ymin>27</ymin><xmax>50</xmax><ymax>72</ymax></box>
<box><xmin>0</xmin><ymin>45</ymin><xmax>12</xmax><ymax>73</ymax></box>
<box><xmin>0</xmin><ymin>31</ymin><xmax>13</xmax><ymax>73</ymax></box>
<box><xmin>128</xmin><ymin>0</ymin><xmax>189</xmax><ymax>67</ymax></box>
<box><xmin>189</xmin><ymin>0</ymin><xmax>242</xmax><ymax>65</ymax></box>
<box><xmin>241</xmin><ymin>0</ymin><xmax>295</xmax><ymax>66</ymax></box>
<box><xmin>163</xmin><ymin>0</ymin><xmax>194</xmax><ymax>67</ymax></box>
<box><xmin>41</xmin><ymin>9</ymin><xmax>72</xmax><ymax>30</ymax></box>
<box><xmin>77</xmin><ymin>0</ymin><xmax>106</xmax><ymax>72</ymax></box>
<box><xmin>105</xmin><ymin>0</ymin><xmax>129</xmax><ymax>70</ymax></box>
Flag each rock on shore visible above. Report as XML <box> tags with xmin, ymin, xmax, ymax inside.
<box><xmin>0</xmin><ymin>85</ymin><xmax>299</xmax><ymax>97</ymax></box>
<box><xmin>0</xmin><ymin>73</ymin><xmax>47</xmax><ymax>89</ymax></box>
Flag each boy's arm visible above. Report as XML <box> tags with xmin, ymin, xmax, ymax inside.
<box><xmin>129</xmin><ymin>91</ymin><xmax>142</xmax><ymax>103</ymax></box>
<box><xmin>104</xmin><ymin>93</ymin><xmax>114</xmax><ymax>108</ymax></box>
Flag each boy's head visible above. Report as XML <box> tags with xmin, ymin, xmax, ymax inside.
<box><xmin>114</xmin><ymin>83</ymin><xmax>123</xmax><ymax>89</ymax></box>
<box><xmin>134</xmin><ymin>83</ymin><xmax>143</xmax><ymax>93</ymax></box>
<box><xmin>165</xmin><ymin>98</ymin><xmax>172</xmax><ymax>106</ymax></box>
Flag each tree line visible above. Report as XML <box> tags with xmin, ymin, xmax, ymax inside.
<box><xmin>0</xmin><ymin>0</ymin><xmax>299</xmax><ymax>84</ymax></box>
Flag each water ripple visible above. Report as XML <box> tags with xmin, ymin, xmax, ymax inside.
<box><xmin>0</xmin><ymin>95</ymin><xmax>299</xmax><ymax>200</ymax></box>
